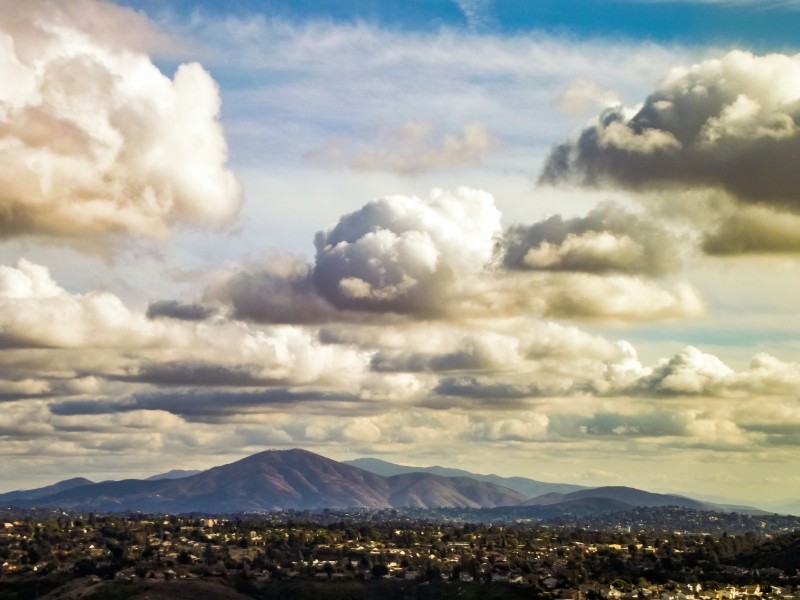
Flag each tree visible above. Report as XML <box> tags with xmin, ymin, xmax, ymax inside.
<box><xmin>204</xmin><ymin>543</ymin><xmax>218</xmax><ymax>566</ymax></box>
<box><xmin>371</xmin><ymin>563</ymin><xmax>389</xmax><ymax>578</ymax></box>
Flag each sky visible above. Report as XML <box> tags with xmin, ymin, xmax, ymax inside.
<box><xmin>2</xmin><ymin>0</ymin><xmax>800</xmax><ymax>509</ymax></box>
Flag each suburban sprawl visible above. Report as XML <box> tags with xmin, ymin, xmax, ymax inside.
<box><xmin>3</xmin><ymin>507</ymin><xmax>800</xmax><ymax>600</ymax></box>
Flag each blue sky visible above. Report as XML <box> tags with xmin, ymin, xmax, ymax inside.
<box><xmin>122</xmin><ymin>0</ymin><xmax>800</xmax><ymax>50</ymax></box>
<box><xmin>1</xmin><ymin>0</ymin><xmax>800</xmax><ymax>509</ymax></box>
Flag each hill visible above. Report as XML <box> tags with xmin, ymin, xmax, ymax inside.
<box><xmin>527</xmin><ymin>485</ymin><xmax>706</xmax><ymax>509</ymax></box>
<box><xmin>529</xmin><ymin>486</ymin><xmax>764</xmax><ymax>514</ymax></box>
<box><xmin>0</xmin><ymin>477</ymin><xmax>94</xmax><ymax>505</ymax></box>
<box><xmin>146</xmin><ymin>469</ymin><xmax>202</xmax><ymax>481</ymax></box>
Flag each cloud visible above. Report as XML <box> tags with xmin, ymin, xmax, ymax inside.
<box><xmin>0</xmin><ymin>259</ymin><xmax>368</xmax><ymax>400</ymax></box>
<box><xmin>702</xmin><ymin>204</ymin><xmax>800</xmax><ymax>254</ymax></box>
<box><xmin>555</xmin><ymin>80</ymin><xmax>621</xmax><ymax>116</ymax></box>
<box><xmin>548</xmin><ymin>410</ymin><xmax>691</xmax><ymax>438</ymax></box>
<box><xmin>454</xmin><ymin>0</ymin><xmax>497</xmax><ymax>30</ymax></box>
<box><xmin>729</xmin><ymin>353</ymin><xmax>800</xmax><ymax>396</ymax></box>
<box><xmin>435</xmin><ymin>376</ymin><xmax>547</xmax><ymax>401</ymax></box>
<box><xmin>111</xmin><ymin>362</ymin><xmax>290</xmax><ymax>387</ymax></box>
<box><xmin>541</xmin><ymin>50</ymin><xmax>800</xmax><ymax>215</ymax></box>
<box><xmin>504</xmin><ymin>201</ymin><xmax>681</xmax><ymax>275</ymax></box>
<box><xmin>205</xmin><ymin>188</ymin><xmax>703</xmax><ymax>324</ymax></box>
<box><xmin>50</xmin><ymin>388</ymin><xmax>361</xmax><ymax>420</ymax></box>
<box><xmin>513</xmin><ymin>273</ymin><xmax>704</xmax><ymax>322</ymax></box>
<box><xmin>471</xmin><ymin>412</ymin><xmax>550</xmax><ymax>442</ymax></box>
<box><xmin>0</xmin><ymin>258</ymin><xmax>150</xmax><ymax>349</ymax></box>
<box><xmin>206</xmin><ymin>255</ymin><xmax>339</xmax><ymax>324</ymax></box>
<box><xmin>0</xmin><ymin>0</ymin><xmax>241</xmax><ymax>245</ymax></box>
<box><xmin>626</xmin><ymin>346</ymin><xmax>800</xmax><ymax>398</ymax></box>
<box><xmin>371</xmin><ymin>331</ymin><xmax>524</xmax><ymax>373</ymax></box>
<box><xmin>306</xmin><ymin>121</ymin><xmax>500</xmax><ymax>174</ymax></box>
<box><xmin>634</xmin><ymin>346</ymin><xmax>734</xmax><ymax>395</ymax></box>
<box><xmin>425</xmin><ymin>338</ymin><xmax>800</xmax><ymax>406</ymax></box>
<box><xmin>366</xmin><ymin>322</ymin><xmax>634</xmax><ymax>396</ymax></box>
<box><xmin>169</xmin><ymin>10</ymin><xmax>699</xmax><ymax>183</ymax></box>
<box><xmin>311</xmin><ymin>187</ymin><xmax>702</xmax><ymax>321</ymax></box>
<box><xmin>146</xmin><ymin>300</ymin><xmax>214</xmax><ymax>321</ymax></box>
<box><xmin>312</xmin><ymin>187</ymin><xmax>502</xmax><ymax>316</ymax></box>
<box><xmin>12</xmin><ymin>0</ymin><xmax>175</xmax><ymax>55</ymax></box>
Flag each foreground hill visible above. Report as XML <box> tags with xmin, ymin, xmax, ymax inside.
<box><xmin>526</xmin><ymin>486</ymin><xmax>707</xmax><ymax>509</ymax></box>
<box><xmin>524</xmin><ymin>486</ymin><xmax>765</xmax><ymax>514</ymax></box>
<box><xmin>345</xmin><ymin>457</ymin><xmax>585</xmax><ymax>497</ymax></box>
<box><xmin>5</xmin><ymin>449</ymin><xmax>525</xmax><ymax>512</ymax></box>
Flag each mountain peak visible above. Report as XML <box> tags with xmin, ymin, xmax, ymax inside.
<box><xmin>0</xmin><ymin>449</ymin><xmax>528</xmax><ymax>512</ymax></box>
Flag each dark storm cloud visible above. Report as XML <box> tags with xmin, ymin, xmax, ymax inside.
<box><xmin>49</xmin><ymin>388</ymin><xmax>361</xmax><ymax>419</ymax></box>
<box><xmin>110</xmin><ymin>362</ymin><xmax>283</xmax><ymax>387</ymax></box>
<box><xmin>207</xmin><ymin>257</ymin><xmax>339</xmax><ymax>325</ymax></box>
<box><xmin>146</xmin><ymin>300</ymin><xmax>214</xmax><ymax>321</ymax></box>
<box><xmin>435</xmin><ymin>376</ymin><xmax>546</xmax><ymax>399</ymax></box>
<box><xmin>540</xmin><ymin>51</ymin><xmax>800</xmax><ymax>231</ymax></box>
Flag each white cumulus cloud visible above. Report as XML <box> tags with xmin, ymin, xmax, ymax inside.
<box><xmin>0</xmin><ymin>0</ymin><xmax>242</xmax><ymax>245</ymax></box>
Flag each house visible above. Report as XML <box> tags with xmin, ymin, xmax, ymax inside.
<box><xmin>743</xmin><ymin>585</ymin><xmax>761</xmax><ymax>597</ymax></box>
<box><xmin>723</xmin><ymin>586</ymin><xmax>739</xmax><ymax>600</ymax></box>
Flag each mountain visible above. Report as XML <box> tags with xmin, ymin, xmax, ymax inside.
<box><xmin>0</xmin><ymin>477</ymin><xmax>94</xmax><ymax>505</ymax></box>
<box><xmin>4</xmin><ymin>451</ymin><xmax>764</xmax><ymax>516</ymax></box>
<box><xmin>776</xmin><ymin>500</ymin><xmax>800</xmax><ymax>516</ymax></box>
<box><xmin>146</xmin><ymin>469</ymin><xmax>203</xmax><ymax>481</ymax></box>
<box><xmin>527</xmin><ymin>486</ymin><xmax>707</xmax><ymax>509</ymax></box>
<box><xmin>8</xmin><ymin>449</ymin><xmax>525</xmax><ymax>513</ymax></box>
<box><xmin>345</xmin><ymin>459</ymin><xmax>768</xmax><ymax>514</ymax></box>
<box><xmin>345</xmin><ymin>457</ymin><xmax>586</xmax><ymax>497</ymax></box>
<box><xmin>388</xmin><ymin>473</ymin><xmax>525</xmax><ymax>509</ymax></box>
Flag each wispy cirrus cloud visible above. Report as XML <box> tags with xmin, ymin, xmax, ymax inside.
<box><xmin>306</xmin><ymin>122</ymin><xmax>501</xmax><ymax>174</ymax></box>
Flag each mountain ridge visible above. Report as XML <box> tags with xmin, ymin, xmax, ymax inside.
<box><xmin>0</xmin><ymin>449</ymin><xmax>770</xmax><ymax>516</ymax></box>
<box><xmin>0</xmin><ymin>477</ymin><xmax>95</xmax><ymax>504</ymax></box>
<box><xmin>0</xmin><ymin>449</ymin><xmax>525</xmax><ymax>512</ymax></box>
<box><xmin>344</xmin><ymin>457</ymin><xmax>587</xmax><ymax>497</ymax></box>
<box><xmin>146</xmin><ymin>469</ymin><xmax>203</xmax><ymax>481</ymax></box>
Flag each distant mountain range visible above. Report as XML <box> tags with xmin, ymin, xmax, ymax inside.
<box><xmin>146</xmin><ymin>469</ymin><xmax>203</xmax><ymax>481</ymax></box>
<box><xmin>344</xmin><ymin>457</ymin><xmax>587</xmax><ymax>497</ymax></box>
<box><xmin>0</xmin><ymin>449</ymin><xmax>770</xmax><ymax>516</ymax></box>
<box><xmin>347</xmin><ymin>458</ymin><xmax>768</xmax><ymax>515</ymax></box>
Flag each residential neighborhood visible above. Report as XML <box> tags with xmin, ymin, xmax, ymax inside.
<box><xmin>2</xmin><ymin>509</ymin><xmax>800</xmax><ymax>599</ymax></box>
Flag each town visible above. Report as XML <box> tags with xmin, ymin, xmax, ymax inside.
<box><xmin>2</xmin><ymin>507</ymin><xmax>800</xmax><ymax>600</ymax></box>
